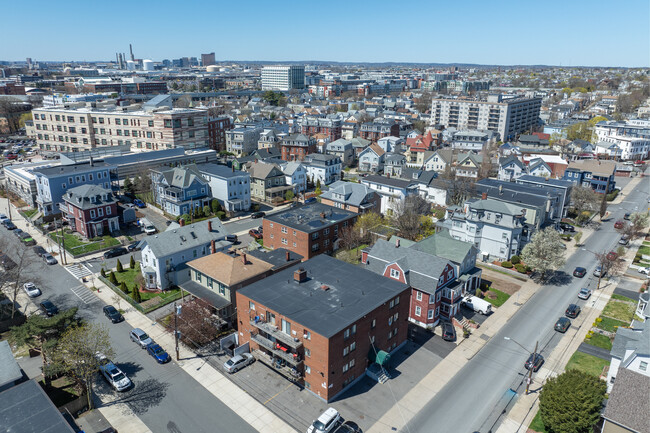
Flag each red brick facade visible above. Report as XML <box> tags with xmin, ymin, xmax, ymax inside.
<box><xmin>280</xmin><ymin>143</ymin><xmax>317</xmax><ymax>161</ymax></box>
<box><xmin>236</xmin><ymin>287</ymin><xmax>410</xmax><ymax>401</ymax></box>
<box><xmin>62</xmin><ymin>200</ymin><xmax>119</xmax><ymax>239</ymax></box>
<box><xmin>300</xmin><ymin>125</ymin><xmax>342</xmax><ymax>142</ymax></box>
<box><xmin>207</xmin><ymin>116</ymin><xmax>232</xmax><ymax>152</ymax></box>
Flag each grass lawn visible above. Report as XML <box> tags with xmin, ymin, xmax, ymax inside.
<box><xmin>49</xmin><ymin>232</ymin><xmax>120</xmax><ymax>255</ymax></box>
<box><xmin>40</xmin><ymin>376</ymin><xmax>82</xmax><ymax>407</ymax></box>
<box><xmin>529</xmin><ymin>411</ymin><xmax>547</xmax><ymax>433</ymax></box>
<box><xmin>584</xmin><ymin>333</ymin><xmax>613</xmax><ymax>350</ymax></box>
<box><xmin>484</xmin><ymin>288</ymin><xmax>511</xmax><ymax>308</ymax></box>
<box><xmin>112</xmin><ymin>262</ymin><xmax>140</xmax><ymax>289</ymax></box>
<box><xmin>595</xmin><ymin>316</ymin><xmax>628</xmax><ymax>333</ymax></box>
<box><xmin>638</xmin><ymin>245</ymin><xmax>650</xmax><ymax>256</ymax></box>
<box><xmin>565</xmin><ymin>351</ymin><xmax>610</xmax><ymax>377</ymax></box>
<box><xmin>140</xmin><ymin>287</ymin><xmax>181</xmax><ymax>303</ymax></box>
<box><xmin>602</xmin><ymin>300</ymin><xmax>636</xmax><ymax>323</ymax></box>
<box><xmin>20</xmin><ymin>208</ymin><xmax>38</xmax><ymax>218</ymax></box>
<box><xmin>610</xmin><ymin>294</ymin><xmax>636</xmax><ymax>303</ymax></box>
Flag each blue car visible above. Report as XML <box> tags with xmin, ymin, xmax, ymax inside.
<box><xmin>133</xmin><ymin>199</ymin><xmax>146</xmax><ymax>208</ymax></box>
<box><xmin>146</xmin><ymin>343</ymin><xmax>171</xmax><ymax>363</ymax></box>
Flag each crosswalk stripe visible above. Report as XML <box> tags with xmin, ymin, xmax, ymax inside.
<box><xmin>64</xmin><ymin>263</ymin><xmax>94</xmax><ymax>279</ymax></box>
<box><xmin>70</xmin><ymin>285</ymin><xmax>96</xmax><ymax>304</ymax></box>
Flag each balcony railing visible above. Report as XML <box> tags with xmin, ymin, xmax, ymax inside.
<box><xmin>250</xmin><ymin>333</ymin><xmax>303</xmax><ymax>366</ymax></box>
<box><xmin>249</xmin><ymin>319</ymin><xmax>303</xmax><ymax>349</ymax></box>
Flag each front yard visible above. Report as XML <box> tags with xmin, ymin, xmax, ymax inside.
<box><xmin>594</xmin><ymin>316</ymin><xmax>628</xmax><ymax>333</ymax></box>
<box><xmin>565</xmin><ymin>351</ymin><xmax>610</xmax><ymax>378</ymax></box>
<box><xmin>49</xmin><ymin>231</ymin><xmax>121</xmax><ymax>255</ymax></box>
<box><xmin>104</xmin><ymin>262</ymin><xmax>182</xmax><ymax>311</ymax></box>
<box><xmin>482</xmin><ymin>288</ymin><xmax>510</xmax><ymax>308</ymax></box>
<box><xmin>584</xmin><ymin>332</ymin><xmax>612</xmax><ymax>350</ymax></box>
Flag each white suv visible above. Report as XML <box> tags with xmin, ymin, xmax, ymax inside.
<box><xmin>100</xmin><ymin>362</ymin><xmax>132</xmax><ymax>392</ymax></box>
<box><xmin>307</xmin><ymin>408</ymin><xmax>342</xmax><ymax>433</ymax></box>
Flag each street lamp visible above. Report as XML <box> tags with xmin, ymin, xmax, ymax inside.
<box><xmin>504</xmin><ymin>337</ymin><xmax>539</xmax><ymax>395</ymax></box>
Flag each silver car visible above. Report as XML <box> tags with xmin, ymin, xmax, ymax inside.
<box><xmin>43</xmin><ymin>253</ymin><xmax>58</xmax><ymax>265</ymax></box>
<box><xmin>129</xmin><ymin>328</ymin><xmax>153</xmax><ymax>348</ymax></box>
<box><xmin>100</xmin><ymin>362</ymin><xmax>132</xmax><ymax>391</ymax></box>
<box><xmin>223</xmin><ymin>353</ymin><xmax>255</xmax><ymax>373</ymax></box>
<box><xmin>23</xmin><ymin>282</ymin><xmax>41</xmax><ymax>298</ymax></box>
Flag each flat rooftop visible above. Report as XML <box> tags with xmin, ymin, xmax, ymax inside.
<box><xmin>265</xmin><ymin>202</ymin><xmax>356</xmax><ymax>233</ymax></box>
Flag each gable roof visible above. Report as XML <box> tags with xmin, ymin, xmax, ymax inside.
<box><xmin>320</xmin><ymin>181</ymin><xmax>374</xmax><ymax>207</ymax></box>
<box><xmin>567</xmin><ymin>159</ymin><xmax>617</xmax><ymax>177</ymax></box>
<box><xmin>409</xmin><ymin>230</ymin><xmax>476</xmax><ymax>265</ymax></box>
<box><xmin>602</xmin><ymin>369</ymin><xmax>650</xmax><ymax>433</ymax></box>
<box><xmin>499</xmin><ymin>155</ymin><xmax>524</xmax><ymax>169</ymax></box>
<box><xmin>248</xmin><ymin>162</ymin><xmax>284</xmax><ymax>180</ymax></box>
<box><xmin>62</xmin><ymin>184</ymin><xmax>114</xmax><ymax>209</ymax></box>
<box><xmin>157</xmin><ymin>164</ymin><xmax>208</xmax><ymax>189</ymax></box>
<box><xmin>140</xmin><ymin>218</ymin><xmax>229</xmax><ymax>258</ymax></box>
<box><xmin>187</xmin><ymin>250</ymin><xmax>274</xmax><ymax>287</ymax></box>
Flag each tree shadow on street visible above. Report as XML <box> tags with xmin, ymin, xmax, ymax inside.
<box><xmin>531</xmin><ymin>270</ymin><xmax>572</xmax><ymax>286</ymax></box>
<box><xmin>120</xmin><ymin>377</ymin><xmax>170</xmax><ymax>415</ymax></box>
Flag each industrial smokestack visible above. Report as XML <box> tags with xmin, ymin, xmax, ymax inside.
<box><xmin>130</xmin><ymin>44</ymin><xmax>134</xmax><ymax>61</ymax></box>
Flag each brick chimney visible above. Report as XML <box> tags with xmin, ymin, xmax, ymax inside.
<box><xmin>481</xmin><ymin>192</ymin><xmax>488</xmax><ymax>200</ymax></box>
<box><xmin>294</xmin><ymin>268</ymin><xmax>307</xmax><ymax>283</ymax></box>
<box><xmin>241</xmin><ymin>253</ymin><xmax>247</xmax><ymax>264</ymax></box>
<box><xmin>179</xmin><ymin>218</ymin><xmax>186</xmax><ymax>227</ymax></box>
<box><xmin>395</xmin><ymin>238</ymin><xmax>400</xmax><ymax>248</ymax></box>
<box><xmin>207</xmin><ymin>220</ymin><xmax>212</xmax><ymax>232</ymax></box>
<box><xmin>286</xmin><ymin>250</ymin><xmax>290</xmax><ymax>262</ymax></box>
<box><xmin>211</xmin><ymin>240</ymin><xmax>216</xmax><ymax>254</ymax></box>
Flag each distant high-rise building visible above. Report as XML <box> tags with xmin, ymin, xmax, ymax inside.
<box><xmin>261</xmin><ymin>65</ymin><xmax>305</xmax><ymax>91</ymax></box>
<box><xmin>129</xmin><ymin>44</ymin><xmax>135</xmax><ymax>61</ymax></box>
<box><xmin>201</xmin><ymin>52</ymin><xmax>216</xmax><ymax>66</ymax></box>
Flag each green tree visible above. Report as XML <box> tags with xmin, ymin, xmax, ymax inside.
<box><xmin>100</xmin><ymin>268</ymin><xmax>106</xmax><ymax>277</ymax></box>
<box><xmin>116</xmin><ymin>259</ymin><xmax>123</xmax><ymax>273</ymax></box>
<box><xmin>132</xmin><ymin>286</ymin><xmax>141</xmax><ymax>303</ymax></box>
<box><xmin>130</xmin><ymin>255</ymin><xmax>136</xmax><ymax>269</ymax></box>
<box><xmin>355</xmin><ymin>212</ymin><xmax>384</xmax><ymax>242</ymax></box>
<box><xmin>539</xmin><ymin>370</ymin><xmax>606</xmax><ymax>433</ymax></box>
<box><xmin>52</xmin><ymin>324</ymin><xmax>115</xmax><ymax>409</ymax></box>
<box><xmin>316</xmin><ymin>179</ymin><xmax>322</xmax><ymax>190</ymax></box>
<box><xmin>203</xmin><ymin>205</ymin><xmax>211</xmax><ymax>216</ymax></box>
<box><xmin>211</xmin><ymin>199</ymin><xmax>221</xmax><ymax>214</ymax></box>
<box><xmin>599</xmin><ymin>193</ymin><xmax>608</xmax><ymax>220</ymax></box>
<box><xmin>285</xmin><ymin>190</ymin><xmax>295</xmax><ymax>202</ymax></box>
<box><xmin>123</xmin><ymin>177</ymin><xmax>133</xmax><ymax>195</ymax></box>
<box><xmin>566</xmin><ymin>121</ymin><xmax>594</xmax><ymax>143</ymax></box>
<box><xmin>521</xmin><ymin>227</ymin><xmax>566</xmax><ymax>281</ymax></box>
<box><xmin>120</xmin><ymin>281</ymin><xmax>128</xmax><ymax>293</ymax></box>
<box><xmin>573</xmin><ymin>231</ymin><xmax>582</xmax><ymax>246</ymax></box>
<box><xmin>109</xmin><ymin>271</ymin><xmax>118</xmax><ymax>285</ymax></box>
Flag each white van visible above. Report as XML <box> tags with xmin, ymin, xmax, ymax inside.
<box><xmin>141</xmin><ymin>218</ymin><xmax>157</xmax><ymax>235</ymax></box>
<box><xmin>461</xmin><ymin>296</ymin><xmax>493</xmax><ymax>315</ymax></box>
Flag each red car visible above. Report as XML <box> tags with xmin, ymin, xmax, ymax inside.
<box><xmin>606</xmin><ymin>251</ymin><xmax>618</xmax><ymax>261</ymax></box>
<box><xmin>248</xmin><ymin>229</ymin><xmax>263</xmax><ymax>240</ymax></box>
<box><xmin>614</xmin><ymin>220</ymin><xmax>624</xmax><ymax>229</ymax></box>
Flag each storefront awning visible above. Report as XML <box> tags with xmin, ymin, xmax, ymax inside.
<box><xmin>375</xmin><ymin>350</ymin><xmax>391</xmax><ymax>366</ymax></box>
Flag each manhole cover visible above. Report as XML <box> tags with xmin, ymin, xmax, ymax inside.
<box><xmin>480</xmin><ymin>334</ymin><xmax>490</xmax><ymax>341</ymax></box>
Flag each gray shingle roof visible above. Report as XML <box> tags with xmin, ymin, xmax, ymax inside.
<box><xmin>157</xmin><ymin>164</ymin><xmax>208</xmax><ymax>189</ymax></box>
<box><xmin>603</xmin><ymin>369</ymin><xmax>650</xmax><ymax>433</ymax></box>
<box><xmin>0</xmin><ymin>341</ymin><xmax>22</xmax><ymax>389</ymax></box>
<box><xmin>238</xmin><ymin>255</ymin><xmax>409</xmax><ymax>338</ymax></box>
<box><xmin>140</xmin><ymin>218</ymin><xmax>229</xmax><ymax>257</ymax></box>
<box><xmin>62</xmin><ymin>184</ymin><xmax>114</xmax><ymax>210</ymax></box>
<box><xmin>410</xmin><ymin>230</ymin><xmax>476</xmax><ymax>265</ymax></box>
<box><xmin>198</xmin><ymin>163</ymin><xmax>247</xmax><ymax>179</ymax></box>
<box><xmin>320</xmin><ymin>181</ymin><xmax>375</xmax><ymax>207</ymax></box>
<box><xmin>363</xmin><ymin>174</ymin><xmax>414</xmax><ymax>189</ymax></box>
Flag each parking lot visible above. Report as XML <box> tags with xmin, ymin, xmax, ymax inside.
<box><xmin>207</xmin><ymin>325</ymin><xmax>457</xmax><ymax>433</ymax></box>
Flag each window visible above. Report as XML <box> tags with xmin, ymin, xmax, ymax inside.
<box><xmin>97</xmin><ymin>207</ymin><xmax>103</xmax><ymax>217</ymax></box>
<box><xmin>344</xmin><ymin>329</ymin><xmax>350</xmax><ymax>339</ymax></box>
<box><xmin>115</xmin><ymin>119</ymin><xmax>121</xmax><ymax>125</ymax></box>
<box><xmin>390</xmin><ymin>269</ymin><xmax>400</xmax><ymax>279</ymax></box>
<box><xmin>349</xmin><ymin>358</ymin><xmax>355</xmax><ymax>368</ymax></box>
<box><xmin>90</xmin><ymin>210</ymin><xmax>96</xmax><ymax>218</ymax></box>
<box><xmin>395</xmin><ymin>296</ymin><xmax>400</xmax><ymax>305</ymax></box>
<box><xmin>343</xmin><ymin>347</ymin><xmax>349</xmax><ymax>356</ymax></box>
<box><xmin>352</xmin><ymin>324</ymin><xmax>356</xmax><ymax>334</ymax></box>
<box><xmin>436</xmin><ymin>292</ymin><xmax>441</xmax><ymax>302</ymax></box>
<box><xmin>281</xmin><ymin>318</ymin><xmax>291</xmax><ymax>334</ymax></box>
<box><xmin>305</xmin><ymin>348</ymin><xmax>311</xmax><ymax>357</ymax></box>
<box><xmin>281</xmin><ymin>238</ymin><xmax>288</xmax><ymax>245</ymax></box>
<box><xmin>343</xmin><ymin>364</ymin><xmax>349</xmax><ymax>373</ymax></box>
<box><xmin>324</xmin><ymin>228</ymin><xmax>330</xmax><ymax>235</ymax></box>
<box><xmin>350</xmin><ymin>342</ymin><xmax>356</xmax><ymax>352</ymax></box>
<box><xmin>305</xmin><ymin>366</ymin><xmax>311</xmax><ymax>374</ymax></box>
<box><xmin>428</xmin><ymin>309</ymin><xmax>434</xmax><ymax>319</ymax></box>
<box><xmin>390</xmin><ymin>299</ymin><xmax>395</xmax><ymax>308</ymax></box>
<box><xmin>249</xmin><ymin>301</ymin><xmax>255</xmax><ymax>311</ymax></box>
<box><xmin>311</xmin><ymin>232</ymin><xmax>319</xmax><ymax>240</ymax></box>
<box><xmin>281</xmin><ymin>226</ymin><xmax>287</xmax><ymax>234</ymax></box>
<box><xmin>371</xmin><ymin>319</ymin><xmax>376</xmax><ymax>329</ymax></box>
<box><xmin>641</xmin><ymin>361</ymin><xmax>648</xmax><ymax>371</ymax></box>
<box><xmin>304</xmin><ymin>331</ymin><xmax>311</xmax><ymax>340</ymax></box>
<box><xmin>416</xmin><ymin>291</ymin><xmax>422</xmax><ymax>301</ymax></box>
<box><xmin>415</xmin><ymin>306</ymin><xmax>421</xmax><ymax>316</ymax></box>
<box><xmin>311</xmin><ymin>243</ymin><xmax>319</xmax><ymax>251</ymax></box>
<box><xmin>148</xmin><ymin>120</ymin><xmax>154</xmax><ymax>127</ymax></box>
<box><xmin>164</xmin><ymin>119</ymin><xmax>172</xmax><ymax>128</ymax></box>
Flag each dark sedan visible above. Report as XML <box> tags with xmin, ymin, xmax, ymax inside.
<box><xmin>103</xmin><ymin>305</ymin><xmax>124</xmax><ymax>323</ymax></box>
<box><xmin>3</xmin><ymin>221</ymin><xmax>16</xmax><ymax>230</ymax></box>
<box><xmin>565</xmin><ymin>304</ymin><xmax>581</xmax><ymax>319</ymax></box>
<box><xmin>525</xmin><ymin>353</ymin><xmax>544</xmax><ymax>372</ymax></box>
<box><xmin>104</xmin><ymin>247</ymin><xmax>128</xmax><ymax>259</ymax></box>
<box><xmin>573</xmin><ymin>267</ymin><xmax>587</xmax><ymax>278</ymax></box>
<box><xmin>33</xmin><ymin>246</ymin><xmax>47</xmax><ymax>257</ymax></box>
<box><xmin>250</xmin><ymin>211</ymin><xmax>266</xmax><ymax>219</ymax></box>
<box><xmin>39</xmin><ymin>300</ymin><xmax>59</xmax><ymax>317</ymax></box>
<box><xmin>441</xmin><ymin>322</ymin><xmax>456</xmax><ymax>341</ymax></box>
<box><xmin>127</xmin><ymin>241</ymin><xmax>141</xmax><ymax>252</ymax></box>
<box><xmin>554</xmin><ymin>317</ymin><xmax>571</xmax><ymax>333</ymax></box>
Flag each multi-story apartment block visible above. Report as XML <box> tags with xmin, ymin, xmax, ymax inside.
<box><xmin>61</xmin><ymin>184</ymin><xmax>120</xmax><ymax>239</ymax></box>
<box><xmin>280</xmin><ymin>134</ymin><xmax>317</xmax><ymax>161</ymax></box>
<box><xmin>198</xmin><ymin>163</ymin><xmax>251</xmax><ymax>213</ymax></box>
<box><xmin>359</xmin><ymin>119</ymin><xmax>400</xmax><ymax>142</ymax></box>
<box><xmin>430</xmin><ymin>94</ymin><xmax>542</xmax><ymax>141</ymax></box>
<box><xmin>594</xmin><ymin>120</ymin><xmax>650</xmax><ymax>160</ymax></box>
<box><xmin>226</xmin><ymin>126</ymin><xmax>262</xmax><ymax>156</ymax></box>
<box><xmin>326</xmin><ymin>139</ymin><xmax>354</xmax><ymax>167</ymax></box>
<box><xmin>236</xmin><ymin>255</ymin><xmax>409</xmax><ymax>402</ymax></box>
<box><xmin>258</xmin><ymin>128</ymin><xmax>281</xmax><ymax>149</ymax></box>
<box><xmin>304</xmin><ymin>154</ymin><xmax>342</xmax><ymax>185</ymax></box>
<box><xmin>263</xmin><ymin>203</ymin><xmax>357</xmax><ymax>259</ymax></box>
<box><xmin>207</xmin><ymin>115</ymin><xmax>232</xmax><ymax>152</ymax></box>
<box><xmin>64</xmin><ymin>77</ymin><xmax>168</xmax><ymax>94</ymax></box>
<box><xmin>201</xmin><ymin>52</ymin><xmax>216</xmax><ymax>66</ymax></box>
<box><xmin>33</xmin><ymin>162</ymin><xmax>113</xmax><ymax>217</ymax></box>
<box><xmin>31</xmin><ymin>105</ymin><xmax>209</xmax><ymax>153</ymax></box>
<box><xmin>298</xmin><ymin>116</ymin><xmax>342</xmax><ymax>141</ymax></box>
<box><xmin>261</xmin><ymin>65</ymin><xmax>305</xmax><ymax>91</ymax></box>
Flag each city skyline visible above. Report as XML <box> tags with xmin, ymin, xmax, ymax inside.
<box><xmin>2</xmin><ymin>0</ymin><xmax>648</xmax><ymax>67</ymax></box>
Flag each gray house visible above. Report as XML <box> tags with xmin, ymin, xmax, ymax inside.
<box><xmin>152</xmin><ymin>164</ymin><xmax>211</xmax><ymax>217</ymax></box>
<box><xmin>326</xmin><ymin>138</ymin><xmax>354</xmax><ymax>167</ymax></box>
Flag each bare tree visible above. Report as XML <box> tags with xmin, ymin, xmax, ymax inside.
<box><xmin>439</xmin><ymin>168</ymin><xmax>476</xmax><ymax>206</ymax></box>
<box><xmin>393</xmin><ymin>195</ymin><xmax>431</xmax><ymax>241</ymax></box>
<box><xmin>0</xmin><ymin>241</ymin><xmax>32</xmax><ymax>318</ymax></box>
<box><xmin>339</xmin><ymin>226</ymin><xmax>362</xmax><ymax>252</ymax></box>
<box><xmin>166</xmin><ymin>298</ymin><xmax>222</xmax><ymax>348</ymax></box>
<box><xmin>570</xmin><ymin>186</ymin><xmax>600</xmax><ymax>217</ymax></box>
<box><xmin>594</xmin><ymin>251</ymin><xmax>625</xmax><ymax>290</ymax></box>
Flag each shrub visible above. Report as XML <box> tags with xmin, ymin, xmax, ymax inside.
<box><xmin>525</xmin><ymin>265</ymin><xmax>532</xmax><ymax>273</ymax></box>
<box><xmin>120</xmin><ymin>281</ymin><xmax>128</xmax><ymax>293</ymax></box>
<box><xmin>501</xmin><ymin>261</ymin><xmax>513</xmax><ymax>268</ymax></box>
<box><xmin>215</xmin><ymin>211</ymin><xmax>226</xmax><ymax>220</ymax></box>
<box><xmin>510</xmin><ymin>255</ymin><xmax>521</xmax><ymax>265</ymax></box>
<box><xmin>130</xmin><ymin>255</ymin><xmax>136</xmax><ymax>269</ymax></box>
<box><xmin>109</xmin><ymin>271</ymin><xmax>118</xmax><ymax>285</ymax></box>
<box><xmin>100</xmin><ymin>268</ymin><xmax>106</xmax><ymax>278</ymax></box>
<box><xmin>515</xmin><ymin>263</ymin><xmax>527</xmax><ymax>273</ymax></box>
<box><xmin>203</xmin><ymin>205</ymin><xmax>211</xmax><ymax>216</ymax></box>
<box><xmin>211</xmin><ymin>199</ymin><xmax>221</xmax><ymax>214</ymax></box>
<box><xmin>178</xmin><ymin>213</ymin><xmax>191</xmax><ymax>223</ymax></box>
<box><xmin>116</xmin><ymin>259</ymin><xmax>123</xmax><ymax>273</ymax></box>
<box><xmin>596</xmin><ymin>317</ymin><xmax>602</xmax><ymax>323</ymax></box>
<box><xmin>131</xmin><ymin>286</ymin><xmax>141</xmax><ymax>303</ymax></box>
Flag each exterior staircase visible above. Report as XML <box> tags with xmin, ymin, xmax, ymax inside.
<box><xmin>366</xmin><ymin>363</ymin><xmax>390</xmax><ymax>384</ymax></box>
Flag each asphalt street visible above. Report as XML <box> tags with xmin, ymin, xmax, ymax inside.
<box><xmin>0</xmin><ymin>226</ymin><xmax>257</xmax><ymax>433</ymax></box>
<box><xmin>406</xmin><ymin>182</ymin><xmax>650</xmax><ymax>433</ymax></box>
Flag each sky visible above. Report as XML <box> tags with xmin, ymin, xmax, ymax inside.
<box><xmin>2</xmin><ymin>0</ymin><xmax>649</xmax><ymax>67</ymax></box>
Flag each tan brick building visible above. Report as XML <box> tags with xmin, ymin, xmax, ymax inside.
<box><xmin>262</xmin><ymin>202</ymin><xmax>357</xmax><ymax>259</ymax></box>
<box><xmin>236</xmin><ymin>254</ymin><xmax>410</xmax><ymax>402</ymax></box>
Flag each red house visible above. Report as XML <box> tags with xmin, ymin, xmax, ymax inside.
<box><xmin>61</xmin><ymin>184</ymin><xmax>120</xmax><ymax>239</ymax></box>
<box><xmin>280</xmin><ymin>133</ymin><xmax>317</xmax><ymax>161</ymax></box>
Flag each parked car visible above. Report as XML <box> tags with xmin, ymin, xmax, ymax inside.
<box><xmin>13</xmin><ymin>228</ymin><xmax>24</xmax><ymax>237</ymax></box>
<box><xmin>554</xmin><ymin>317</ymin><xmax>571</xmax><ymax>333</ymax></box>
<box><xmin>614</xmin><ymin>220</ymin><xmax>625</xmax><ymax>229</ymax></box>
<box><xmin>578</xmin><ymin>288</ymin><xmax>592</xmax><ymax>300</ymax></box>
<box><xmin>248</xmin><ymin>229</ymin><xmax>263</xmax><ymax>239</ymax></box>
<box><xmin>565</xmin><ymin>304</ymin><xmax>581</xmax><ymax>319</ymax></box>
<box><xmin>461</xmin><ymin>296</ymin><xmax>492</xmax><ymax>315</ymax></box>
<box><xmin>624</xmin><ymin>213</ymin><xmax>631</xmax><ymax>220</ymax></box>
<box><xmin>2</xmin><ymin>219</ymin><xmax>16</xmax><ymax>230</ymax></box>
<box><xmin>593</xmin><ymin>265</ymin><xmax>605</xmax><ymax>278</ymax></box>
<box><xmin>100</xmin><ymin>362</ymin><xmax>132</xmax><ymax>392</ymax></box>
<box><xmin>39</xmin><ymin>300</ymin><xmax>59</xmax><ymax>316</ymax></box>
<box><xmin>250</xmin><ymin>211</ymin><xmax>266</xmax><ymax>219</ymax></box>
<box><xmin>133</xmin><ymin>199</ymin><xmax>146</xmax><ymax>208</ymax></box>
<box><xmin>23</xmin><ymin>282</ymin><xmax>41</xmax><ymax>298</ymax></box>
<box><xmin>307</xmin><ymin>407</ymin><xmax>341</xmax><ymax>433</ymax></box>
<box><xmin>20</xmin><ymin>235</ymin><xmax>36</xmax><ymax>246</ymax></box>
<box><xmin>103</xmin><ymin>305</ymin><xmax>124</xmax><ymax>323</ymax></box>
<box><xmin>43</xmin><ymin>253</ymin><xmax>58</xmax><ymax>265</ymax></box>
<box><xmin>524</xmin><ymin>353</ymin><xmax>544</xmax><ymax>372</ymax></box>
<box><xmin>226</xmin><ymin>234</ymin><xmax>238</xmax><ymax>243</ymax></box>
<box><xmin>573</xmin><ymin>267</ymin><xmax>586</xmax><ymax>278</ymax></box>
<box><xmin>104</xmin><ymin>247</ymin><xmax>127</xmax><ymax>259</ymax></box>
<box><xmin>619</xmin><ymin>235</ymin><xmax>630</xmax><ymax>245</ymax></box>
<box><xmin>127</xmin><ymin>241</ymin><xmax>141</xmax><ymax>252</ymax></box>
<box><xmin>223</xmin><ymin>352</ymin><xmax>255</xmax><ymax>373</ymax></box>
<box><xmin>638</xmin><ymin>267</ymin><xmax>650</xmax><ymax>275</ymax></box>
<box><xmin>441</xmin><ymin>322</ymin><xmax>456</xmax><ymax>341</ymax></box>
<box><xmin>559</xmin><ymin>223</ymin><xmax>575</xmax><ymax>233</ymax></box>
<box><xmin>146</xmin><ymin>343</ymin><xmax>171</xmax><ymax>364</ymax></box>
<box><xmin>304</xmin><ymin>197</ymin><xmax>317</xmax><ymax>204</ymax></box>
<box><xmin>606</xmin><ymin>251</ymin><xmax>618</xmax><ymax>261</ymax></box>
<box><xmin>130</xmin><ymin>328</ymin><xmax>153</xmax><ymax>348</ymax></box>
<box><xmin>33</xmin><ymin>245</ymin><xmax>46</xmax><ymax>257</ymax></box>
<box><xmin>0</xmin><ymin>213</ymin><xmax>8</xmax><ymax>222</ymax></box>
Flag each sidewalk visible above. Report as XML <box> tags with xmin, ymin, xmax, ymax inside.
<box><xmin>88</xmin><ymin>277</ymin><xmax>297</xmax><ymax>433</ymax></box>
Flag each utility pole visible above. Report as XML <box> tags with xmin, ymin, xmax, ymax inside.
<box><xmin>174</xmin><ymin>302</ymin><xmax>181</xmax><ymax>360</ymax></box>
<box><xmin>5</xmin><ymin>178</ymin><xmax>11</xmax><ymax>220</ymax></box>
<box><xmin>526</xmin><ymin>340</ymin><xmax>539</xmax><ymax>395</ymax></box>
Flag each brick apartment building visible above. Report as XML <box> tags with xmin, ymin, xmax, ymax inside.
<box><xmin>236</xmin><ymin>254</ymin><xmax>410</xmax><ymax>402</ymax></box>
<box><xmin>207</xmin><ymin>115</ymin><xmax>232</xmax><ymax>152</ymax></box>
<box><xmin>299</xmin><ymin>116</ymin><xmax>342</xmax><ymax>142</ymax></box>
<box><xmin>359</xmin><ymin>119</ymin><xmax>400</xmax><ymax>142</ymax></box>
<box><xmin>262</xmin><ymin>203</ymin><xmax>357</xmax><ymax>259</ymax></box>
<box><xmin>61</xmin><ymin>184</ymin><xmax>120</xmax><ymax>239</ymax></box>
<box><xmin>280</xmin><ymin>133</ymin><xmax>317</xmax><ymax>161</ymax></box>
